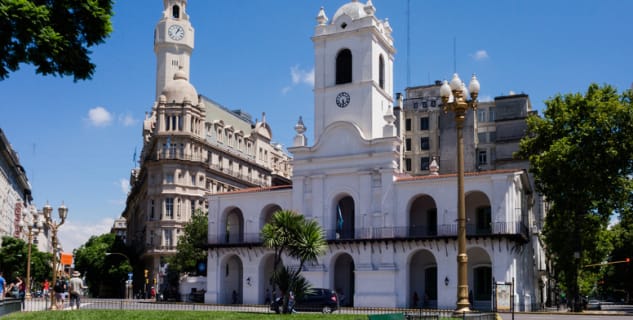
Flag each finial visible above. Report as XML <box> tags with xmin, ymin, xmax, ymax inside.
<box><xmin>316</xmin><ymin>6</ymin><xmax>328</xmax><ymax>25</ymax></box>
<box><xmin>364</xmin><ymin>0</ymin><xmax>375</xmax><ymax>15</ymax></box>
<box><xmin>294</xmin><ymin>116</ymin><xmax>306</xmax><ymax>134</ymax></box>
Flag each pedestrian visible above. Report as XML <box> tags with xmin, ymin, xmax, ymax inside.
<box><xmin>53</xmin><ymin>275</ymin><xmax>67</xmax><ymax>309</ymax></box>
<box><xmin>15</xmin><ymin>277</ymin><xmax>25</xmax><ymax>309</ymax></box>
<box><xmin>413</xmin><ymin>291</ymin><xmax>419</xmax><ymax>308</ymax></box>
<box><xmin>0</xmin><ymin>271</ymin><xmax>5</xmax><ymax>300</ymax></box>
<box><xmin>43</xmin><ymin>279</ymin><xmax>50</xmax><ymax>298</ymax></box>
<box><xmin>69</xmin><ymin>271</ymin><xmax>85</xmax><ymax>309</ymax></box>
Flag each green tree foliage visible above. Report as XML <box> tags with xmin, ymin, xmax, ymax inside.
<box><xmin>518</xmin><ymin>84</ymin><xmax>633</xmax><ymax>310</ymax></box>
<box><xmin>0</xmin><ymin>236</ymin><xmax>51</xmax><ymax>288</ymax></box>
<box><xmin>73</xmin><ymin>233</ymin><xmax>131</xmax><ymax>298</ymax></box>
<box><xmin>167</xmin><ymin>209</ymin><xmax>208</xmax><ymax>275</ymax></box>
<box><xmin>261</xmin><ymin>210</ymin><xmax>327</xmax><ymax>313</ymax></box>
<box><xmin>603</xmin><ymin>211</ymin><xmax>633</xmax><ymax>302</ymax></box>
<box><xmin>0</xmin><ymin>0</ymin><xmax>114</xmax><ymax>81</ymax></box>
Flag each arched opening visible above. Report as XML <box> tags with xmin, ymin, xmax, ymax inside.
<box><xmin>260</xmin><ymin>204</ymin><xmax>282</xmax><ymax>229</ymax></box>
<box><xmin>378</xmin><ymin>54</ymin><xmax>385</xmax><ymax>89</ymax></box>
<box><xmin>225</xmin><ymin>208</ymin><xmax>244</xmax><ymax>243</ymax></box>
<box><xmin>409</xmin><ymin>250</ymin><xmax>437</xmax><ymax>308</ymax></box>
<box><xmin>336</xmin><ymin>49</ymin><xmax>352</xmax><ymax>85</ymax></box>
<box><xmin>222</xmin><ymin>255</ymin><xmax>243</xmax><ymax>304</ymax></box>
<box><xmin>259</xmin><ymin>254</ymin><xmax>276</xmax><ymax>304</ymax></box>
<box><xmin>336</xmin><ymin>196</ymin><xmax>355</xmax><ymax>239</ymax></box>
<box><xmin>409</xmin><ymin>195</ymin><xmax>437</xmax><ymax>236</ymax></box>
<box><xmin>468</xmin><ymin>247</ymin><xmax>492</xmax><ymax>311</ymax></box>
<box><xmin>333</xmin><ymin>253</ymin><xmax>355</xmax><ymax>307</ymax></box>
<box><xmin>466</xmin><ymin>191</ymin><xmax>491</xmax><ymax>235</ymax></box>
<box><xmin>172</xmin><ymin>5</ymin><xmax>180</xmax><ymax>19</ymax></box>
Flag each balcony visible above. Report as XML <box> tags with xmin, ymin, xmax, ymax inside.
<box><xmin>207</xmin><ymin>221</ymin><xmax>529</xmax><ymax>247</ymax></box>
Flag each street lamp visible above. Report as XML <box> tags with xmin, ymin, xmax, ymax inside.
<box><xmin>440</xmin><ymin>73</ymin><xmax>480</xmax><ymax>314</ymax></box>
<box><xmin>43</xmin><ymin>202</ymin><xmax>68</xmax><ymax>310</ymax></box>
<box><xmin>24</xmin><ymin>208</ymin><xmax>44</xmax><ymax>300</ymax></box>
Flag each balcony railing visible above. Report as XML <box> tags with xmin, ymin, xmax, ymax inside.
<box><xmin>208</xmin><ymin>221</ymin><xmax>529</xmax><ymax>246</ymax></box>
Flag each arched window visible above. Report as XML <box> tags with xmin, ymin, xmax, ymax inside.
<box><xmin>172</xmin><ymin>5</ymin><xmax>180</xmax><ymax>19</ymax></box>
<box><xmin>336</xmin><ymin>49</ymin><xmax>352</xmax><ymax>85</ymax></box>
<box><xmin>378</xmin><ymin>54</ymin><xmax>385</xmax><ymax>89</ymax></box>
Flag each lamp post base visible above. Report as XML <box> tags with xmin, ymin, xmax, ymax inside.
<box><xmin>453</xmin><ymin>306</ymin><xmax>471</xmax><ymax>317</ymax></box>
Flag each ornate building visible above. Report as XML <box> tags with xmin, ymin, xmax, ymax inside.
<box><xmin>204</xmin><ymin>0</ymin><xmax>546</xmax><ymax>311</ymax></box>
<box><xmin>121</xmin><ymin>0</ymin><xmax>292</xmax><ymax>292</ymax></box>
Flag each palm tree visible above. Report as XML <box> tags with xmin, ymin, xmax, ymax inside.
<box><xmin>261</xmin><ymin>210</ymin><xmax>326</xmax><ymax>313</ymax></box>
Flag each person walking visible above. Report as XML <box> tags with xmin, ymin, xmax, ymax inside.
<box><xmin>0</xmin><ymin>271</ymin><xmax>5</xmax><ymax>300</ymax></box>
<box><xmin>69</xmin><ymin>271</ymin><xmax>85</xmax><ymax>310</ymax></box>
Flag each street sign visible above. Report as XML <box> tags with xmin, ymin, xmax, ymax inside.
<box><xmin>128</xmin><ymin>272</ymin><xmax>133</xmax><ymax>280</ymax></box>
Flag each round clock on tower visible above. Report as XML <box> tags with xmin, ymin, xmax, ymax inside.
<box><xmin>154</xmin><ymin>0</ymin><xmax>195</xmax><ymax>100</ymax></box>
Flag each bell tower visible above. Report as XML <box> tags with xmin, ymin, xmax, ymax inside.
<box><xmin>154</xmin><ymin>0</ymin><xmax>195</xmax><ymax>100</ymax></box>
<box><xmin>312</xmin><ymin>0</ymin><xmax>396</xmax><ymax>141</ymax></box>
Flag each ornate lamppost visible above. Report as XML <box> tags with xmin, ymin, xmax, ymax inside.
<box><xmin>440</xmin><ymin>73</ymin><xmax>480</xmax><ymax>314</ymax></box>
<box><xmin>43</xmin><ymin>202</ymin><xmax>68</xmax><ymax>310</ymax></box>
<box><xmin>24</xmin><ymin>208</ymin><xmax>44</xmax><ymax>299</ymax></box>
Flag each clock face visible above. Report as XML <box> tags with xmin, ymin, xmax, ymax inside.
<box><xmin>336</xmin><ymin>92</ymin><xmax>351</xmax><ymax>108</ymax></box>
<box><xmin>168</xmin><ymin>24</ymin><xmax>185</xmax><ymax>41</ymax></box>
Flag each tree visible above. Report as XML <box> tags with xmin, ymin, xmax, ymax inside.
<box><xmin>167</xmin><ymin>209</ymin><xmax>208</xmax><ymax>275</ymax></box>
<box><xmin>518</xmin><ymin>84</ymin><xmax>633</xmax><ymax>311</ymax></box>
<box><xmin>73</xmin><ymin>233</ymin><xmax>131</xmax><ymax>298</ymax></box>
<box><xmin>261</xmin><ymin>210</ymin><xmax>327</xmax><ymax>313</ymax></box>
<box><xmin>0</xmin><ymin>236</ymin><xmax>52</xmax><ymax>288</ymax></box>
<box><xmin>0</xmin><ymin>0</ymin><xmax>114</xmax><ymax>81</ymax></box>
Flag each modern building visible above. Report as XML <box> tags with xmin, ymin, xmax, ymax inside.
<box><xmin>120</xmin><ymin>0</ymin><xmax>292</xmax><ymax>292</ymax></box>
<box><xmin>204</xmin><ymin>0</ymin><xmax>546</xmax><ymax>311</ymax></box>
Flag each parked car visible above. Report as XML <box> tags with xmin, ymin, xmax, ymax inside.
<box><xmin>271</xmin><ymin>288</ymin><xmax>339</xmax><ymax>313</ymax></box>
<box><xmin>586</xmin><ymin>299</ymin><xmax>601</xmax><ymax>310</ymax></box>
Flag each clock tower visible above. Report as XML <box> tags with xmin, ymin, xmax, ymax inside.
<box><xmin>312</xmin><ymin>0</ymin><xmax>395</xmax><ymax>141</ymax></box>
<box><xmin>154</xmin><ymin>0</ymin><xmax>195</xmax><ymax>100</ymax></box>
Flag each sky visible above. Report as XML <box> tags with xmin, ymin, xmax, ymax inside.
<box><xmin>1</xmin><ymin>0</ymin><xmax>632</xmax><ymax>252</ymax></box>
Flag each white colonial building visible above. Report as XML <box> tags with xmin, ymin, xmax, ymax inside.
<box><xmin>205</xmin><ymin>0</ymin><xmax>545</xmax><ymax>311</ymax></box>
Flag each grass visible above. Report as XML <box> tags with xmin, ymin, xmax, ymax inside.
<box><xmin>4</xmin><ymin>310</ymin><xmax>371</xmax><ymax>320</ymax></box>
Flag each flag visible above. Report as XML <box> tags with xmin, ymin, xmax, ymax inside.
<box><xmin>337</xmin><ymin>205</ymin><xmax>344</xmax><ymax>231</ymax></box>
<box><xmin>132</xmin><ymin>146</ymin><xmax>137</xmax><ymax>164</ymax></box>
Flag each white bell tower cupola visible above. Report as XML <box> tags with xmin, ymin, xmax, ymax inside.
<box><xmin>312</xmin><ymin>0</ymin><xmax>395</xmax><ymax>141</ymax></box>
<box><xmin>154</xmin><ymin>0</ymin><xmax>195</xmax><ymax>100</ymax></box>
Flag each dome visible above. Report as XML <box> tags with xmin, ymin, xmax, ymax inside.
<box><xmin>161</xmin><ymin>69</ymin><xmax>198</xmax><ymax>104</ymax></box>
<box><xmin>332</xmin><ymin>1</ymin><xmax>367</xmax><ymax>22</ymax></box>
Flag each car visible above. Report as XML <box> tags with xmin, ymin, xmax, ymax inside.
<box><xmin>271</xmin><ymin>288</ymin><xmax>339</xmax><ymax>314</ymax></box>
<box><xmin>586</xmin><ymin>299</ymin><xmax>601</xmax><ymax>310</ymax></box>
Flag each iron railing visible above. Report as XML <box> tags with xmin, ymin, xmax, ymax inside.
<box><xmin>210</xmin><ymin>221</ymin><xmax>529</xmax><ymax>245</ymax></box>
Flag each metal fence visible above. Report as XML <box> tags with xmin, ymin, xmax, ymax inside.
<box><xmin>20</xmin><ymin>297</ymin><xmax>497</xmax><ymax>319</ymax></box>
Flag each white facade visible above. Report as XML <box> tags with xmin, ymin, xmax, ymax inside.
<box><xmin>205</xmin><ymin>1</ymin><xmax>542</xmax><ymax>311</ymax></box>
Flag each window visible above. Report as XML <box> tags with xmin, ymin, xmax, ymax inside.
<box><xmin>191</xmin><ymin>199</ymin><xmax>196</xmax><ymax>215</ymax></box>
<box><xmin>478</xmin><ymin>110</ymin><xmax>487</xmax><ymax>123</ymax></box>
<box><xmin>405</xmin><ymin>118</ymin><xmax>412</xmax><ymax>131</ymax></box>
<box><xmin>405</xmin><ymin>138</ymin><xmax>412</xmax><ymax>151</ymax></box>
<box><xmin>478</xmin><ymin>133</ymin><xmax>487</xmax><ymax>144</ymax></box>
<box><xmin>413</xmin><ymin>102</ymin><xmax>418</xmax><ymax>109</ymax></box>
<box><xmin>166</xmin><ymin>173</ymin><xmax>174</xmax><ymax>184</ymax></box>
<box><xmin>420</xmin><ymin>157</ymin><xmax>430</xmax><ymax>171</ymax></box>
<box><xmin>165</xmin><ymin>198</ymin><xmax>174</xmax><ymax>218</ymax></box>
<box><xmin>176</xmin><ymin>198</ymin><xmax>182</xmax><ymax>218</ymax></box>
<box><xmin>489</xmin><ymin>131</ymin><xmax>496</xmax><ymax>142</ymax></box>
<box><xmin>150</xmin><ymin>200</ymin><xmax>155</xmax><ymax>219</ymax></box>
<box><xmin>191</xmin><ymin>174</ymin><xmax>196</xmax><ymax>186</ymax></box>
<box><xmin>430</xmin><ymin>100</ymin><xmax>436</xmax><ymax>108</ymax></box>
<box><xmin>420</xmin><ymin>117</ymin><xmax>429</xmax><ymax>130</ymax></box>
<box><xmin>378</xmin><ymin>55</ymin><xmax>385</xmax><ymax>89</ymax></box>
<box><xmin>336</xmin><ymin>49</ymin><xmax>352</xmax><ymax>84</ymax></box>
<box><xmin>420</xmin><ymin>137</ymin><xmax>430</xmax><ymax>150</ymax></box>
<box><xmin>405</xmin><ymin>158</ymin><xmax>412</xmax><ymax>171</ymax></box>
<box><xmin>172</xmin><ymin>5</ymin><xmax>180</xmax><ymax>19</ymax></box>
<box><xmin>478</xmin><ymin>150</ymin><xmax>487</xmax><ymax>165</ymax></box>
<box><xmin>489</xmin><ymin>108</ymin><xmax>496</xmax><ymax>122</ymax></box>
<box><xmin>422</xmin><ymin>101</ymin><xmax>428</xmax><ymax>108</ymax></box>
<box><xmin>164</xmin><ymin>229</ymin><xmax>173</xmax><ymax>247</ymax></box>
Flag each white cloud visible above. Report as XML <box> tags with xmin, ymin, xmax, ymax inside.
<box><xmin>290</xmin><ymin>65</ymin><xmax>314</xmax><ymax>86</ymax></box>
<box><xmin>87</xmin><ymin>106</ymin><xmax>113</xmax><ymax>127</ymax></box>
<box><xmin>57</xmin><ymin>217</ymin><xmax>115</xmax><ymax>252</ymax></box>
<box><xmin>119</xmin><ymin>114</ymin><xmax>137</xmax><ymax>127</ymax></box>
<box><xmin>119</xmin><ymin>178</ymin><xmax>130</xmax><ymax>194</ymax></box>
<box><xmin>472</xmin><ymin>50</ymin><xmax>489</xmax><ymax>61</ymax></box>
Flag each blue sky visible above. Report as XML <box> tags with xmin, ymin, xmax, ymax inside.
<box><xmin>1</xmin><ymin>0</ymin><xmax>632</xmax><ymax>252</ymax></box>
